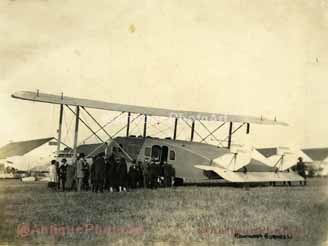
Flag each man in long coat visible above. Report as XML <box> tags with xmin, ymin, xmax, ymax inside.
<box><xmin>94</xmin><ymin>153</ymin><xmax>106</xmax><ymax>192</ymax></box>
<box><xmin>59</xmin><ymin>159</ymin><xmax>68</xmax><ymax>191</ymax></box>
<box><xmin>75</xmin><ymin>153</ymin><xmax>86</xmax><ymax>192</ymax></box>
<box><xmin>106</xmin><ymin>155</ymin><xmax>116</xmax><ymax>192</ymax></box>
<box><xmin>117</xmin><ymin>157</ymin><xmax>128</xmax><ymax>192</ymax></box>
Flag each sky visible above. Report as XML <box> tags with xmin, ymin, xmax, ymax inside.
<box><xmin>0</xmin><ymin>0</ymin><xmax>328</xmax><ymax>158</ymax></box>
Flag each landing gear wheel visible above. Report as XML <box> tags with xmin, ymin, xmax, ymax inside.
<box><xmin>173</xmin><ymin>177</ymin><xmax>184</xmax><ymax>186</ymax></box>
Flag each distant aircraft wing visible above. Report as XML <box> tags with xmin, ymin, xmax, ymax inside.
<box><xmin>0</xmin><ymin>137</ymin><xmax>54</xmax><ymax>159</ymax></box>
<box><xmin>12</xmin><ymin>91</ymin><xmax>288</xmax><ymax>126</ymax></box>
<box><xmin>302</xmin><ymin>148</ymin><xmax>328</xmax><ymax>162</ymax></box>
<box><xmin>194</xmin><ymin>165</ymin><xmax>304</xmax><ymax>182</ymax></box>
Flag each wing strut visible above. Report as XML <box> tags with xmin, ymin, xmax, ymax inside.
<box><xmin>81</xmin><ymin>106</ymin><xmax>112</xmax><ymax>141</ymax></box>
<box><xmin>81</xmin><ymin>107</ymin><xmax>135</xmax><ymax>161</ymax></box>
<box><xmin>190</xmin><ymin>121</ymin><xmax>195</xmax><ymax>142</ymax></box>
<box><xmin>72</xmin><ymin>106</ymin><xmax>80</xmax><ymax>159</ymax></box>
<box><xmin>87</xmin><ymin>113</ymin><xmax>143</xmax><ymax>160</ymax></box>
<box><xmin>173</xmin><ymin>118</ymin><xmax>178</xmax><ymax>140</ymax></box>
<box><xmin>246</xmin><ymin>123</ymin><xmax>250</xmax><ymax>134</ymax></box>
<box><xmin>126</xmin><ymin>112</ymin><xmax>131</xmax><ymax>137</ymax></box>
<box><xmin>57</xmin><ymin>104</ymin><xmax>64</xmax><ymax>156</ymax></box>
<box><xmin>227</xmin><ymin>122</ymin><xmax>233</xmax><ymax>149</ymax></box>
<box><xmin>181</xmin><ymin>119</ymin><xmax>205</xmax><ymax>143</ymax></box>
<box><xmin>66</xmin><ymin>105</ymin><xmax>104</xmax><ymax>143</ymax></box>
<box><xmin>225</xmin><ymin>122</ymin><xmax>248</xmax><ymax>149</ymax></box>
<box><xmin>143</xmin><ymin>115</ymin><xmax>147</xmax><ymax>138</ymax></box>
<box><xmin>81</xmin><ymin>112</ymin><xmax>124</xmax><ymax>144</ymax></box>
<box><xmin>199</xmin><ymin>121</ymin><xmax>225</xmax><ymax>145</ymax></box>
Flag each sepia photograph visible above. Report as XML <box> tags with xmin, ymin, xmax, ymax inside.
<box><xmin>0</xmin><ymin>0</ymin><xmax>327</xmax><ymax>245</ymax></box>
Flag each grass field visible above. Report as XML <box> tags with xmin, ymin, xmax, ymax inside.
<box><xmin>0</xmin><ymin>179</ymin><xmax>328</xmax><ymax>246</ymax></box>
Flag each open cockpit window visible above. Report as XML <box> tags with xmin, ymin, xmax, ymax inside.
<box><xmin>144</xmin><ymin>147</ymin><xmax>151</xmax><ymax>157</ymax></box>
<box><xmin>151</xmin><ymin>145</ymin><xmax>161</xmax><ymax>161</ymax></box>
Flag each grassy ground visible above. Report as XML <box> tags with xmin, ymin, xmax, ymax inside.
<box><xmin>0</xmin><ymin>179</ymin><xmax>327</xmax><ymax>246</ymax></box>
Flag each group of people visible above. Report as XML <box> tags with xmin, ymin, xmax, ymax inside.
<box><xmin>48</xmin><ymin>152</ymin><xmax>176</xmax><ymax>192</ymax></box>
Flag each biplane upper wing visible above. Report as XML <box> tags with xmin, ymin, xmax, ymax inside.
<box><xmin>12</xmin><ymin>91</ymin><xmax>288</xmax><ymax>126</ymax></box>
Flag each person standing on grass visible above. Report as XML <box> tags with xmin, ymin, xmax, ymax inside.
<box><xmin>75</xmin><ymin>153</ymin><xmax>86</xmax><ymax>192</ymax></box>
<box><xmin>104</xmin><ymin>156</ymin><xmax>110</xmax><ymax>191</ymax></box>
<box><xmin>107</xmin><ymin>154</ymin><xmax>116</xmax><ymax>192</ymax></box>
<box><xmin>142</xmin><ymin>161</ymin><xmax>150</xmax><ymax>188</ymax></box>
<box><xmin>94</xmin><ymin>152</ymin><xmax>106</xmax><ymax>193</ymax></box>
<box><xmin>82</xmin><ymin>159</ymin><xmax>90</xmax><ymax>191</ymax></box>
<box><xmin>296</xmin><ymin>157</ymin><xmax>307</xmax><ymax>186</ymax></box>
<box><xmin>90</xmin><ymin>156</ymin><xmax>96</xmax><ymax>192</ymax></box>
<box><xmin>136</xmin><ymin>161</ymin><xmax>143</xmax><ymax>188</ymax></box>
<box><xmin>128</xmin><ymin>164</ymin><xmax>138</xmax><ymax>189</ymax></box>
<box><xmin>118</xmin><ymin>157</ymin><xmax>128</xmax><ymax>192</ymax></box>
<box><xmin>104</xmin><ymin>155</ymin><xmax>115</xmax><ymax>191</ymax></box>
<box><xmin>149</xmin><ymin>160</ymin><xmax>158</xmax><ymax>189</ymax></box>
<box><xmin>48</xmin><ymin>160</ymin><xmax>58</xmax><ymax>190</ymax></box>
<box><xmin>163</xmin><ymin>161</ymin><xmax>172</xmax><ymax>188</ymax></box>
<box><xmin>55</xmin><ymin>161</ymin><xmax>60</xmax><ymax>190</ymax></box>
<box><xmin>59</xmin><ymin>159</ymin><xmax>68</xmax><ymax>191</ymax></box>
<box><xmin>66</xmin><ymin>162</ymin><xmax>76</xmax><ymax>191</ymax></box>
<box><xmin>112</xmin><ymin>157</ymin><xmax>120</xmax><ymax>191</ymax></box>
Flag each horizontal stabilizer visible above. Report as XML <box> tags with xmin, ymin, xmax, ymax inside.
<box><xmin>212</xmin><ymin>152</ymin><xmax>251</xmax><ymax>171</ymax></box>
<box><xmin>194</xmin><ymin>165</ymin><xmax>304</xmax><ymax>183</ymax></box>
<box><xmin>212</xmin><ymin>146</ymin><xmax>271</xmax><ymax>171</ymax></box>
<box><xmin>266</xmin><ymin>147</ymin><xmax>313</xmax><ymax>171</ymax></box>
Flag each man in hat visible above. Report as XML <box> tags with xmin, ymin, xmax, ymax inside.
<box><xmin>66</xmin><ymin>161</ymin><xmax>76</xmax><ymax>191</ymax></box>
<box><xmin>76</xmin><ymin>153</ymin><xmax>86</xmax><ymax>192</ymax></box>
<box><xmin>82</xmin><ymin>158</ymin><xmax>90</xmax><ymax>191</ymax></box>
<box><xmin>149</xmin><ymin>159</ymin><xmax>159</xmax><ymax>189</ymax></box>
<box><xmin>59</xmin><ymin>159</ymin><xmax>68</xmax><ymax>191</ymax></box>
<box><xmin>107</xmin><ymin>154</ymin><xmax>116</xmax><ymax>192</ymax></box>
<box><xmin>163</xmin><ymin>161</ymin><xmax>173</xmax><ymax>187</ymax></box>
<box><xmin>142</xmin><ymin>160</ymin><xmax>150</xmax><ymax>188</ymax></box>
<box><xmin>93</xmin><ymin>152</ymin><xmax>106</xmax><ymax>193</ymax></box>
<box><xmin>128</xmin><ymin>164</ymin><xmax>138</xmax><ymax>189</ymax></box>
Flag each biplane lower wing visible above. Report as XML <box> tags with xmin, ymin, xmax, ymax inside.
<box><xmin>194</xmin><ymin>165</ymin><xmax>304</xmax><ymax>183</ymax></box>
<box><xmin>12</xmin><ymin>91</ymin><xmax>288</xmax><ymax>125</ymax></box>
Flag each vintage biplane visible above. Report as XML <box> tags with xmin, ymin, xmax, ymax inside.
<box><xmin>12</xmin><ymin>90</ymin><xmax>304</xmax><ymax>184</ymax></box>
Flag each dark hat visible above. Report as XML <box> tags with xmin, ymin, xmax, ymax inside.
<box><xmin>79</xmin><ymin>153</ymin><xmax>85</xmax><ymax>158</ymax></box>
